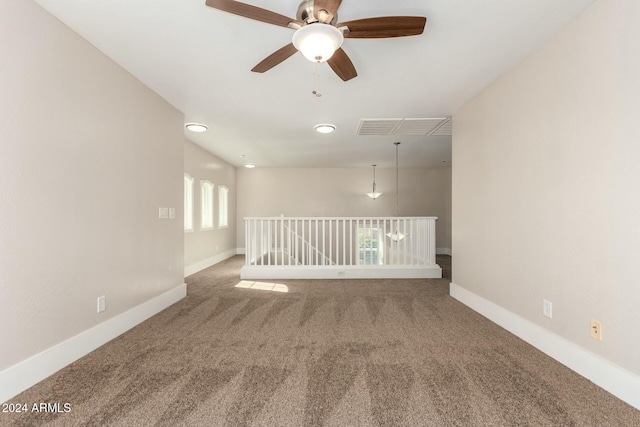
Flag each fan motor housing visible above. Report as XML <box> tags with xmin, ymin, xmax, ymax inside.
<box><xmin>296</xmin><ymin>0</ymin><xmax>338</xmax><ymax>25</ymax></box>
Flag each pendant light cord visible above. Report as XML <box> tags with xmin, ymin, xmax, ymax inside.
<box><xmin>372</xmin><ymin>164</ymin><xmax>377</xmax><ymax>193</ymax></box>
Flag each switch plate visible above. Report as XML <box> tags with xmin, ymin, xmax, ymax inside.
<box><xmin>168</xmin><ymin>208</ymin><xmax>175</xmax><ymax>219</ymax></box>
<box><xmin>97</xmin><ymin>296</ymin><xmax>106</xmax><ymax>313</ymax></box>
<box><xmin>159</xmin><ymin>207</ymin><xmax>169</xmax><ymax>219</ymax></box>
<box><xmin>591</xmin><ymin>320</ymin><xmax>602</xmax><ymax>340</ymax></box>
<box><xmin>543</xmin><ymin>300</ymin><xmax>552</xmax><ymax>318</ymax></box>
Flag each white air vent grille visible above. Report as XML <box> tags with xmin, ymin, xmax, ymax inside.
<box><xmin>356</xmin><ymin>119</ymin><xmax>402</xmax><ymax>136</ymax></box>
<box><xmin>429</xmin><ymin>118</ymin><xmax>452</xmax><ymax>136</ymax></box>
<box><xmin>357</xmin><ymin>118</ymin><xmax>451</xmax><ymax>136</ymax></box>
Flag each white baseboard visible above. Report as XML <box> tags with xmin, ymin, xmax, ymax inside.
<box><xmin>184</xmin><ymin>249</ymin><xmax>238</xmax><ymax>277</ymax></box>
<box><xmin>436</xmin><ymin>247</ymin><xmax>452</xmax><ymax>256</ymax></box>
<box><xmin>449</xmin><ymin>282</ymin><xmax>640</xmax><ymax>411</ymax></box>
<box><xmin>241</xmin><ymin>264</ymin><xmax>442</xmax><ymax>280</ymax></box>
<box><xmin>0</xmin><ymin>283</ymin><xmax>186</xmax><ymax>404</ymax></box>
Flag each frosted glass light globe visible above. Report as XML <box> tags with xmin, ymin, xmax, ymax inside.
<box><xmin>292</xmin><ymin>24</ymin><xmax>344</xmax><ymax>63</ymax></box>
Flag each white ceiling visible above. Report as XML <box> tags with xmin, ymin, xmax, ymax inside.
<box><xmin>34</xmin><ymin>0</ymin><xmax>598</xmax><ymax>169</ymax></box>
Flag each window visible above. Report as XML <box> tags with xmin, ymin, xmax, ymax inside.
<box><xmin>184</xmin><ymin>174</ymin><xmax>194</xmax><ymax>232</ymax></box>
<box><xmin>200</xmin><ymin>180</ymin><xmax>214</xmax><ymax>230</ymax></box>
<box><xmin>218</xmin><ymin>185</ymin><xmax>229</xmax><ymax>228</ymax></box>
<box><xmin>358</xmin><ymin>226</ymin><xmax>383</xmax><ymax>265</ymax></box>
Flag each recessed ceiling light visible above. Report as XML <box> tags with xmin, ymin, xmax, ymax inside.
<box><xmin>244</xmin><ymin>163</ymin><xmax>256</xmax><ymax>169</ymax></box>
<box><xmin>185</xmin><ymin>123</ymin><xmax>208</xmax><ymax>133</ymax></box>
<box><xmin>314</xmin><ymin>124</ymin><xmax>336</xmax><ymax>134</ymax></box>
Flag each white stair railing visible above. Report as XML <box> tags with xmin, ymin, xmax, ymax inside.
<box><xmin>244</xmin><ymin>217</ymin><xmax>437</xmax><ymax>268</ymax></box>
<box><xmin>283</xmin><ymin>222</ymin><xmax>333</xmax><ymax>266</ymax></box>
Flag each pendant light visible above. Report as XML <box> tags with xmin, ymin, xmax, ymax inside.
<box><xmin>366</xmin><ymin>164</ymin><xmax>382</xmax><ymax>200</ymax></box>
<box><xmin>386</xmin><ymin>142</ymin><xmax>408</xmax><ymax>241</ymax></box>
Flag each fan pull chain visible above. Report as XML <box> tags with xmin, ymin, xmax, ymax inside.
<box><xmin>311</xmin><ymin>61</ymin><xmax>322</xmax><ymax>98</ymax></box>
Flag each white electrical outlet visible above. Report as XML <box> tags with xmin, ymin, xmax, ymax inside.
<box><xmin>97</xmin><ymin>296</ymin><xmax>106</xmax><ymax>313</ymax></box>
<box><xmin>543</xmin><ymin>300</ymin><xmax>552</xmax><ymax>318</ymax></box>
<box><xmin>591</xmin><ymin>320</ymin><xmax>602</xmax><ymax>340</ymax></box>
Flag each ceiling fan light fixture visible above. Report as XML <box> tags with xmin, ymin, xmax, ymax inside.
<box><xmin>185</xmin><ymin>123</ymin><xmax>208</xmax><ymax>133</ymax></box>
<box><xmin>314</xmin><ymin>123</ymin><xmax>336</xmax><ymax>134</ymax></box>
<box><xmin>292</xmin><ymin>23</ymin><xmax>344</xmax><ymax>63</ymax></box>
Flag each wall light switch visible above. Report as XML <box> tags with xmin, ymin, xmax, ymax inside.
<box><xmin>97</xmin><ymin>296</ymin><xmax>106</xmax><ymax>313</ymax></box>
<box><xmin>169</xmin><ymin>208</ymin><xmax>175</xmax><ymax>219</ymax></box>
<box><xmin>159</xmin><ymin>207</ymin><xmax>168</xmax><ymax>219</ymax></box>
<box><xmin>543</xmin><ymin>300</ymin><xmax>552</xmax><ymax>318</ymax></box>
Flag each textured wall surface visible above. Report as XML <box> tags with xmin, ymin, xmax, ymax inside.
<box><xmin>453</xmin><ymin>0</ymin><xmax>640</xmax><ymax>375</ymax></box>
<box><xmin>0</xmin><ymin>0</ymin><xmax>185</xmax><ymax>371</ymax></box>
<box><xmin>237</xmin><ymin>167</ymin><xmax>451</xmax><ymax>250</ymax></box>
<box><xmin>184</xmin><ymin>140</ymin><xmax>237</xmax><ymax>271</ymax></box>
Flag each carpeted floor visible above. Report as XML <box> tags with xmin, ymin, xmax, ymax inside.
<box><xmin>3</xmin><ymin>255</ymin><xmax>639</xmax><ymax>426</ymax></box>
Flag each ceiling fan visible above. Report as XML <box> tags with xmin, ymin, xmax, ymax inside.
<box><xmin>204</xmin><ymin>0</ymin><xmax>427</xmax><ymax>81</ymax></box>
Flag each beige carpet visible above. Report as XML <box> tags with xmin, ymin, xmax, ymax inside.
<box><xmin>3</xmin><ymin>255</ymin><xmax>639</xmax><ymax>426</ymax></box>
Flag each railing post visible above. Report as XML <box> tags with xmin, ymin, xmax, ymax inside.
<box><xmin>429</xmin><ymin>218</ymin><xmax>436</xmax><ymax>265</ymax></box>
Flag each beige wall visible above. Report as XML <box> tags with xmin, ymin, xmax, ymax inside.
<box><xmin>453</xmin><ymin>0</ymin><xmax>640</xmax><ymax>375</ymax></box>
<box><xmin>0</xmin><ymin>0</ymin><xmax>184</xmax><ymax>371</ymax></box>
<box><xmin>184</xmin><ymin>141</ymin><xmax>237</xmax><ymax>272</ymax></box>
<box><xmin>237</xmin><ymin>167</ymin><xmax>451</xmax><ymax>250</ymax></box>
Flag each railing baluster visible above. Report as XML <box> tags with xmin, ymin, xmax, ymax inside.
<box><xmin>416</xmin><ymin>219</ymin><xmax>420</xmax><ymax>265</ymax></box>
<box><xmin>375</xmin><ymin>219</ymin><xmax>380</xmax><ymax>266</ymax></box>
<box><xmin>273</xmin><ymin>218</ymin><xmax>277</xmax><ymax>266</ymax></box>
<box><xmin>295</xmin><ymin>219</ymin><xmax>299</xmax><ymax>265</ymax></box>
<box><xmin>348</xmin><ymin>219</ymin><xmax>351</xmax><ymax>266</ymax></box>
<box><xmin>308</xmin><ymin>220</ymin><xmax>312</xmax><ymax>265</ymax></box>
<box><xmin>420</xmin><ymin>219</ymin><xmax>423</xmax><ymax>265</ymax></box>
<box><xmin>266</xmin><ymin>219</ymin><xmax>270</xmax><ymax>265</ymax></box>
<box><xmin>410</xmin><ymin>218</ymin><xmax>414</xmax><ymax>265</ymax></box>
<box><xmin>250</xmin><ymin>219</ymin><xmax>254</xmax><ymax>265</ymax></box>
<box><xmin>341</xmin><ymin>219</ymin><xmax>344</xmax><ymax>266</ymax></box>
<box><xmin>402</xmin><ymin>218</ymin><xmax>407</xmax><ymax>266</ymax></box>
<box><xmin>322</xmin><ymin>219</ymin><xmax>325</xmax><ymax>266</ymax></box>
<box><xmin>329</xmin><ymin>220</ymin><xmax>332</xmax><ymax>265</ymax></box>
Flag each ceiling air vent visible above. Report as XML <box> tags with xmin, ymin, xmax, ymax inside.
<box><xmin>356</xmin><ymin>118</ymin><xmax>451</xmax><ymax>136</ymax></box>
<box><xmin>356</xmin><ymin>119</ymin><xmax>402</xmax><ymax>136</ymax></box>
<box><xmin>428</xmin><ymin>118</ymin><xmax>452</xmax><ymax>136</ymax></box>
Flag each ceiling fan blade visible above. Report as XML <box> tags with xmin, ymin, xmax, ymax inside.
<box><xmin>338</xmin><ymin>16</ymin><xmax>427</xmax><ymax>38</ymax></box>
<box><xmin>251</xmin><ymin>43</ymin><xmax>298</xmax><ymax>73</ymax></box>
<box><xmin>327</xmin><ymin>48</ymin><xmax>357</xmax><ymax>82</ymax></box>
<box><xmin>314</xmin><ymin>0</ymin><xmax>343</xmax><ymax>23</ymax></box>
<box><xmin>205</xmin><ymin>0</ymin><xmax>297</xmax><ymax>29</ymax></box>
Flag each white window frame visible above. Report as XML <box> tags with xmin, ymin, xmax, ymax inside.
<box><xmin>218</xmin><ymin>185</ymin><xmax>229</xmax><ymax>229</ymax></box>
<box><xmin>184</xmin><ymin>173</ymin><xmax>194</xmax><ymax>232</ymax></box>
<box><xmin>200</xmin><ymin>180</ymin><xmax>214</xmax><ymax>230</ymax></box>
<box><xmin>357</xmin><ymin>225</ymin><xmax>384</xmax><ymax>266</ymax></box>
